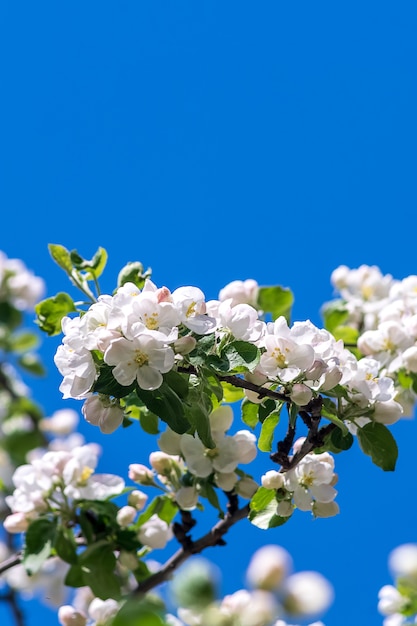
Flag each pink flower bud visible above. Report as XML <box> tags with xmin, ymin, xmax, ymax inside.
<box><xmin>128</xmin><ymin>463</ymin><xmax>155</xmax><ymax>485</ymax></box>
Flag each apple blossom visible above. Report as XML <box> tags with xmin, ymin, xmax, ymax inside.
<box><xmin>82</xmin><ymin>395</ymin><xmax>125</xmax><ymax>434</ymax></box>
<box><xmin>138</xmin><ymin>513</ymin><xmax>173</xmax><ymax>549</ymax></box>
<box><xmin>104</xmin><ymin>330</ymin><xmax>175</xmax><ymax>391</ymax></box>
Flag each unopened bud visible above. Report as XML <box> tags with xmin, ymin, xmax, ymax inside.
<box><xmin>116</xmin><ymin>505</ymin><xmax>137</xmax><ymax>528</ymax></box>
<box><xmin>128</xmin><ymin>463</ymin><xmax>155</xmax><ymax>485</ymax></box>
<box><xmin>128</xmin><ymin>489</ymin><xmax>148</xmax><ymax>511</ymax></box>
<box><xmin>58</xmin><ymin>605</ymin><xmax>87</xmax><ymax>626</ymax></box>
<box><xmin>261</xmin><ymin>470</ymin><xmax>285</xmax><ymax>490</ymax></box>
<box><xmin>174</xmin><ymin>336</ymin><xmax>197</xmax><ymax>355</ymax></box>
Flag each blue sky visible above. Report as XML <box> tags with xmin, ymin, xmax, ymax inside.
<box><xmin>1</xmin><ymin>2</ymin><xmax>417</xmax><ymax>625</ymax></box>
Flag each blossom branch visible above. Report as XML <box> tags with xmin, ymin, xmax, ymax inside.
<box><xmin>134</xmin><ymin>502</ymin><xmax>250</xmax><ymax>596</ymax></box>
<box><xmin>0</xmin><ymin>552</ymin><xmax>21</xmax><ymax>576</ymax></box>
<box><xmin>177</xmin><ymin>365</ymin><xmax>288</xmax><ymax>402</ymax></box>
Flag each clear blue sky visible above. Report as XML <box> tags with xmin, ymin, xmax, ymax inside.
<box><xmin>1</xmin><ymin>2</ymin><xmax>417</xmax><ymax>625</ymax></box>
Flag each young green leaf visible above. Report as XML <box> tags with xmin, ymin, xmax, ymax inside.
<box><xmin>357</xmin><ymin>422</ymin><xmax>398</xmax><ymax>471</ymax></box>
<box><xmin>35</xmin><ymin>293</ymin><xmax>76</xmax><ymax>336</ymax></box>
<box><xmin>258</xmin><ymin>411</ymin><xmax>281</xmax><ymax>452</ymax></box>
<box><xmin>23</xmin><ymin>517</ymin><xmax>57</xmax><ymax>575</ymax></box>
<box><xmin>48</xmin><ymin>244</ymin><xmax>73</xmax><ymax>274</ymax></box>
<box><xmin>257</xmin><ymin>285</ymin><xmax>294</xmax><ymax>322</ymax></box>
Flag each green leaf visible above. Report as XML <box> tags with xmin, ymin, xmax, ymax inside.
<box><xmin>200</xmin><ymin>481</ymin><xmax>224</xmax><ymax>517</ymax></box>
<box><xmin>9</xmin><ymin>331</ymin><xmax>39</xmax><ymax>353</ymax></box>
<box><xmin>258</xmin><ymin>411</ymin><xmax>281</xmax><ymax>452</ymax></box>
<box><xmin>117</xmin><ymin>261</ymin><xmax>152</xmax><ymax>290</ymax></box>
<box><xmin>137</xmin><ymin>495</ymin><xmax>178</xmax><ymax>526</ymax></box>
<box><xmin>322</xmin><ymin>302</ymin><xmax>349</xmax><ymax>333</ymax></box>
<box><xmin>54</xmin><ymin>526</ymin><xmax>78</xmax><ymax>564</ymax></box>
<box><xmin>113</xmin><ymin>598</ymin><xmax>168</xmax><ymax>626</ymax></box>
<box><xmin>221</xmin><ymin>382</ymin><xmax>244</xmax><ymax>403</ymax></box>
<box><xmin>79</xmin><ymin>541</ymin><xmax>122</xmax><ymax>600</ymax></box>
<box><xmin>357</xmin><ymin>422</ymin><xmax>398</xmax><ymax>471</ymax></box>
<box><xmin>23</xmin><ymin>518</ymin><xmax>57</xmax><ymax>575</ymax></box>
<box><xmin>257</xmin><ymin>285</ymin><xmax>294</xmax><ymax>322</ymax></box>
<box><xmin>249</xmin><ymin>487</ymin><xmax>289</xmax><ymax>529</ymax></box>
<box><xmin>222</xmin><ymin>341</ymin><xmax>260</xmax><ymax>373</ymax></box>
<box><xmin>89</xmin><ymin>247</ymin><xmax>108</xmax><ymax>279</ymax></box>
<box><xmin>48</xmin><ymin>243</ymin><xmax>73</xmax><ymax>274</ymax></box>
<box><xmin>332</xmin><ymin>325</ymin><xmax>359</xmax><ymax>346</ymax></box>
<box><xmin>201</xmin><ymin>369</ymin><xmax>224</xmax><ymax>403</ymax></box>
<box><xmin>163</xmin><ymin>370</ymin><xmax>189</xmax><ymax>400</ymax></box>
<box><xmin>258</xmin><ymin>398</ymin><xmax>278</xmax><ymax>423</ymax></box>
<box><xmin>241</xmin><ymin>399</ymin><xmax>259</xmax><ymax>429</ymax></box>
<box><xmin>139</xmin><ymin>411</ymin><xmax>160</xmax><ymax>435</ymax></box>
<box><xmin>249</xmin><ymin>486</ymin><xmax>277</xmax><ymax>513</ymax></box>
<box><xmin>184</xmin><ymin>383</ymin><xmax>215</xmax><ymax>448</ymax></box>
<box><xmin>329</xmin><ymin>427</ymin><xmax>354</xmax><ymax>452</ymax></box>
<box><xmin>0</xmin><ymin>302</ymin><xmax>23</xmax><ymax>329</ymax></box>
<box><xmin>187</xmin><ymin>333</ymin><xmax>217</xmax><ymax>367</ymax></box>
<box><xmin>35</xmin><ymin>293</ymin><xmax>77</xmax><ymax>336</ymax></box>
<box><xmin>64</xmin><ymin>564</ymin><xmax>86</xmax><ymax>588</ymax></box>
<box><xmin>18</xmin><ymin>353</ymin><xmax>46</xmax><ymax>376</ymax></box>
<box><xmin>136</xmin><ymin>382</ymin><xmax>190</xmax><ymax>434</ymax></box>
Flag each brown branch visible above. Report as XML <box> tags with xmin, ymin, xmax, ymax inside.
<box><xmin>133</xmin><ymin>503</ymin><xmax>250</xmax><ymax>596</ymax></box>
<box><xmin>177</xmin><ymin>365</ymin><xmax>289</xmax><ymax>402</ymax></box>
<box><xmin>0</xmin><ymin>553</ymin><xmax>22</xmax><ymax>577</ymax></box>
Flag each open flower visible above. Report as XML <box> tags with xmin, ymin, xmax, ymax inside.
<box><xmin>104</xmin><ymin>330</ymin><xmax>175</xmax><ymax>390</ymax></box>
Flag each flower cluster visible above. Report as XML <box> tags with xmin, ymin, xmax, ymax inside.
<box><xmin>4</xmin><ymin>443</ymin><xmax>124</xmax><ymax>533</ymax></box>
<box><xmin>0</xmin><ymin>251</ymin><xmax>45</xmax><ymax>311</ymax></box>
<box><xmin>261</xmin><ymin>438</ymin><xmax>339</xmax><ymax>519</ymax></box>
<box><xmin>54</xmin><ymin>279</ymin><xmax>216</xmax><ymax>401</ymax></box>
<box><xmin>329</xmin><ymin>264</ymin><xmax>417</xmax><ymax>416</ymax></box>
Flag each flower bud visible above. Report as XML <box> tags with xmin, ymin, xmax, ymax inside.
<box><xmin>128</xmin><ymin>463</ymin><xmax>155</xmax><ymax>485</ymax></box>
<box><xmin>149</xmin><ymin>451</ymin><xmax>178</xmax><ymax>475</ymax></box>
<box><xmin>82</xmin><ymin>396</ymin><xmax>124</xmax><ymax>434</ymax></box>
<box><xmin>174</xmin><ymin>336</ymin><xmax>197</xmax><ymax>355</ymax></box>
<box><xmin>261</xmin><ymin>470</ymin><xmax>285</xmax><ymax>490</ymax></box>
<box><xmin>175</xmin><ymin>486</ymin><xmax>199</xmax><ymax>510</ymax></box>
<box><xmin>138</xmin><ymin>514</ymin><xmax>173</xmax><ymax>549</ymax></box>
<box><xmin>116</xmin><ymin>505</ymin><xmax>137</xmax><ymax>528</ymax></box>
<box><xmin>58</xmin><ymin>605</ymin><xmax>87</xmax><ymax>626</ymax></box>
<box><xmin>128</xmin><ymin>489</ymin><xmax>148</xmax><ymax>511</ymax></box>
<box><xmin>373</xmin><ymin>400</ymin><xmax>403</xmax><ymax>425</ymax></box>
<box><xmin>290</xmin><ymin>384</ymin><xmax>313</xmax><ymax>406</ymax></box>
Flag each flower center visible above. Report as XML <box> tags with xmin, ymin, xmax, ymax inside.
<box><xmin>135</xmin><ymin>350</ymin><xmax>149</xmax><ymax>367</ymax></box>
<box><xmin>186</xmin><ymin>302</ymin><xmax>196</xmax><ymax>318</ymax></box>
<box><xmin>143</xmin><ymin>312</ymin><xmax>159</xmax><ymax>330</ymax></box>
<box><xmin>272</xmin><ymin>347</ymin><xmax>289</xmax><ymax>368</ymax></box>
<box><xmin>78</xmin><ymin>466</ymin><xmax>94</xmax><ymax>485</ymax></box>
